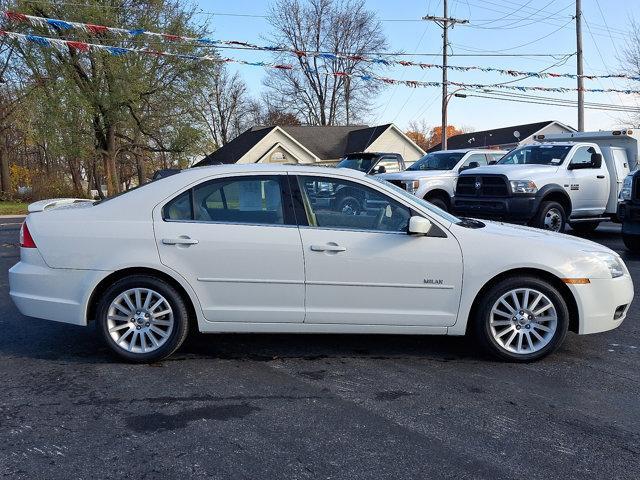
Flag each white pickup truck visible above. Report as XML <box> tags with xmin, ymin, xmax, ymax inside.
<box><xmin>377</xmin><ymin>148</ymin><xmax>506</xmax><ymax>211</ymax></box>
<box><xmin>453</xmin><ymin>130</ymin><xmax>639</xmax><ymax>232</ymax></box>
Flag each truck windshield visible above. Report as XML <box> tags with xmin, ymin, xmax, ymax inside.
<box><xmin>498</xmin><ymin>145</ymin><xmax>572</xmax><ymax>166</ymax></box>
<box><xmin>407</xmin><ymin>152</ymin><xmax>465</xmax><ymax>171</ymax></box>
<box><xmin>336</xmin><ymin>156</ymin><xmax>376</xmax><ymax>173</ymax></box>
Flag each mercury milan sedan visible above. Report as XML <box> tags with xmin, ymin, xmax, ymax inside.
<box><xmin>9</xmin><ymin>165</ymin><xmax>634</xmax><ymax>362</ymax></box>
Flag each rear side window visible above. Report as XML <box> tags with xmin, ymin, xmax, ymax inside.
<box><xmin>163</xmin><ymin>175</ymin><xmax>287</xmax><ymax>225</ymax></box>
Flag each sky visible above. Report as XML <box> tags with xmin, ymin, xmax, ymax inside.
<box><xmin>195</xmin><ymin>0</ymin><xmax>639</xmax><ymax>133</ymax></box>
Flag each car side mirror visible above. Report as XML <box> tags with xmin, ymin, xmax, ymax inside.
<box><xmin>408</xmin><ymin>216</ymin><xmax>432</xmax><ymax>235</ymax></box>
<box><xmin>591</xmin><ymin>153</ymin><xmax>603</xmax><ymax>168</ymax></box>
<box><xmin>488</xmin><ymin>160</ymin><xmax>497</xmax><ymax>165</ymax></box>
<box><xmin>376</xmin><ymin>165</ymin><xmax>387</xmax><ymax>174</ymax></box>
<box><xmin>468</xmin><ymin>161</ymin><xmax>480</xmax><ymax>169</ymax></box>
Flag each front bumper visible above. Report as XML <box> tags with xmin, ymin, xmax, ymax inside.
<box><xmin>569</xmin><ymin>275</ymin><xmax>634</xmax><ymax>335</ymax></box>
<box><xmin>618</xmin><ymin>201</ymin><xmax>640</xmax><ymax>235</ymax></box>
<box><xmin>453</xmin><ymin>195</ymin><xmax>537</xmax><ymax>221</ymax></box>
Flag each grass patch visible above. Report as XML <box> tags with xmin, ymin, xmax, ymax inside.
<box><xmin>0</xmin><ymin>201</ymin><xmax>28</xmax><ymax>215</ymax></box>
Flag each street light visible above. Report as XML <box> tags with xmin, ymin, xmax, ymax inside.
<box><xmin>442</xmin><ymin>89</ymin><xmax>466</xmax><ymax>150</ymax></box>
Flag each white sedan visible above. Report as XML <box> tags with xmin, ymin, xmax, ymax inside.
<box><xmin>9</xmin><ymin>164</ymin><xmax>634</xmax><ymax>362</ymax></box>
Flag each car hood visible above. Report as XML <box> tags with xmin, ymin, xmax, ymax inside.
<box><xmin>460</xmin><ymin>164</ymin><xmax>559</xmax><ymax>179</ymax></box>
<box><xmin>451</xmin><ymin>220</ymin><xmax>622</xmax><ymax>279</ymax></box>
<box><xmin>378</xmin><ymin>170</ymin><xmax>455</xmax><ymax>181</ymax></box>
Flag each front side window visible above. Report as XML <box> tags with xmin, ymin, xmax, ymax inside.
<box><xmin>296</xmin><ymin>175</ymin><xmax>411</xmax><ymax>232</ymax></box>
<box><xmin>499</xmin><ymin>145</ymin><xmax>572</xmax><ymax>165</ymax></box>
<box><xmin>462</xmin><ymin>153</ymin><xmax>487</xmax><ymax>167</ymax></box>
<box><xmin>336</xmin><ymin>156</ymin><xmax>377</xmax><ymax>173</ymax></box>
<box><xmin>163</xmin><ymin>175</ymin><xmax>286</xmax><ymax>225</ymax></box>
<box><xmin>570</xmin><ymin>146</ymin><xmax>597</xmax><ymax>168</ymax></box>
<box><xmin>377</xmin><ymin>158</ymin><xmax>401</xmax><ymax>173</ymax></box>
<box><xmin>406</xmin><ymin>152</ymin><xmax>466</xmax><ymax>171</ymax></box>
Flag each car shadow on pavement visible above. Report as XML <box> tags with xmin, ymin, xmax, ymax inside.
<box><xmin>0</xmin><ymin>314</ymin><xmax>487</xmax><ymax>364</ymax></box>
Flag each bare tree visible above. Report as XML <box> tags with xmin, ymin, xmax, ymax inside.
<box><xmin>196</xmin><ymin>65</ymin><xmax>250</xmax><ymax>148</ymax></box>
<box><xmin>623</xmin><ymin>20</ymin><xmax>640</xmax><ymax>127</ymax></box>
<box><xmin>265</xmin><ymin>0</ymin><xmax>387</xmax><ymax>126</ymax></box>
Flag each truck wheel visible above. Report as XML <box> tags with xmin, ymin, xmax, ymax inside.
<box><xmin>426</xmin><ymin>196</ymin><xmax>449</xmax><ymax>212</ymax></box>
<box><xmin>531</xmin><ymin>201</ymin><xmax>566</xmax><ymax>232</ymax></box>
<box><xmin>337</xmin><ymin>196</ymin><xmax>362</xmax><ymax>215</ymax></box>
<box><xmin>623</xmin><ymin>233</ymin><xmax>640</xmax><ymax>252</ymax></box>
<box><xmin>473</xmin><ymin>275</ymin><xmax>569</xmax><ymax>362</ymax></box>
<box><xmin>570</xmin><ymin>221</ymin><xmax>600</xmax><ymax>233</ymax></box>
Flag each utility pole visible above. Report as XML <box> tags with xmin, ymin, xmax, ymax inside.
<box><xmin>423</xmin><ymin>0</ymin><xmax>468</xmax><ymax>150</ymax></box>
<box><xmin>576</xmin><ymin>0</ymin><xmax>584</xmax><ymax>131</ymax></box>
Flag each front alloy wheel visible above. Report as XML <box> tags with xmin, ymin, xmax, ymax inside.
<box><xmin>489</xmin><ymin>288</ymin><xmax>558</xmax><ymax>354</ymax></box>
<box><xmin>97</xmin><ymin>275</ymin><xmax>189</xmax><ymax>362</ymax></box>
<box><xmin>474</xmin><ymin>276</ymin><xmax>569</xmax><ymax>361</ymax></box>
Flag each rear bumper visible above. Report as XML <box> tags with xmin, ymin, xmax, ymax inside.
<box><xmin>453</xmin><ymin>195</ymin><xmax>537</xmax><ymax>221</ymax></box>
<box><xmin>9</xmin><ymin>249</ymin><xmax>106</xmax><ymax>326</ymax></box>
<box><xmin>569</xmin><ymin>275</ymin><xmax>634</xmax><ymax>335</ymax></box>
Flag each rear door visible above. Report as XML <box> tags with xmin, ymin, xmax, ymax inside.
<box><xmin>153</xmin><ymin>173</ymin><xmax>305</xmax><ymax>323</ymax></box>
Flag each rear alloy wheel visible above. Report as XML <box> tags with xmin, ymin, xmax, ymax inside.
<box><xmin>570</xmin><ymin>221</ymin><xmax>600</xmax><ymax>233</ymax></box>
<box><xmin>531</xmin><ymin>201</ymin><xmax>566</xmax><ymax>233</ymax></box>
<box><xmin>474</xmin><ymin>276</ymin><xmax>569</xmax><ymax>362</ymax></box>
<box><xmin>97</xmin><ymin>275</ymin><xmax>189</xmax><ymax>363</ymax></box>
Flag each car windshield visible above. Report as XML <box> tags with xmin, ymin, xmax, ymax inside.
<box><xmin>407</xmin><ymin>152</ymin><xmax>466</xmax><ymax>171</ymax></box>
<box><xmin>498</xmin><ymin>145</ymin><xmax>572</xmax><ymax>166</ymax></box>
<box><xmin>336</xmin><ymin>156</ymin><xmax>376</xmax><ymax>173</ymax></box>
<box><xmin>371</xmin><ymin>176</ymin><xmax>465</xmax><ymax>225</ymax></box>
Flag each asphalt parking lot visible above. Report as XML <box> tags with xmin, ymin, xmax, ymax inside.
<box><xmin>0</xmin><ymin>217</ymin><xmax>639</xmax><ymax>479</ymax></box>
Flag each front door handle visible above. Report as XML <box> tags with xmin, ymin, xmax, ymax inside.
<box><xmin>162</xmin><ymin>236</ymin><xmax>199</xmax><ymax>245</ymax></box>
<box><xmin>310</xmin><ymin>243</ymin><xmax>347</xmax><ymax>253</ymax></box>
<box><xmin>597</xmin><ymin>175</ymin><xmax>605</xmax><ymax>179</ymax></box>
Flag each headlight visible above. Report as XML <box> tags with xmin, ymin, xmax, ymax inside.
<box><xmin>405</xmin><ymin>180</ymin><xmax>420</xmax><ymax>195</ymax></box>
<box><xmin>510</xmin><ymin>180</ymin><xmax>538</xmax><ymax>194</ymax></box>
<box><xmin>588</xmin><ymin>251</ymin><xmax>626</xmax><ymax>278</ymax></box>
<box><xmin>619</xmin><ymin>174</ymin><xmax>633</xmax><ymax>201</ymax></box>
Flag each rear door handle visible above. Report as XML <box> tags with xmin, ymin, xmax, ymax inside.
<box><xmin>162</xmin><ymin>236</ymin><xmax>199</xmax><ymax>245</ymax></box>
<box><xmin>310</xmin><ymin>243</ymin><xmax>347</xmax><ymax>253</ymax></box>
<box><xmin>597</xmin><ymin>175</ymin><xmax>605</xmax><ymax>179</ymax></box>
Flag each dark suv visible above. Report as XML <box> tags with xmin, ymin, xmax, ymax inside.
<box><xmin>618</xmin><ymin>171</ymin><xmax>640</xmax><ymax>251</ymax></box>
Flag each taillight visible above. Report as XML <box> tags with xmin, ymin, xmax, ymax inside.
<box><xmin>20</xmin><ymin>222</ymin><xmax>37</xmax><ymax>248</ymax></box>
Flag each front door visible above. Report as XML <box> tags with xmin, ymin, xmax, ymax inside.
<box><xmin>153</xmin><ymin>173</ymin><xmax>305</xmax><ymax>323</ymax></box>
<box><xmin>292</xmin><ymin>174</ymin><xmax>463</xmax><ymax>327</ymax></box>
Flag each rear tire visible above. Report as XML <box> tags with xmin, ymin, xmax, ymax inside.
<box><xmin>623</xmin><ymin>232</ymin><xmax>640</xmax><ymax>252</ymax></box>
<box><xmin>531</xmin><ymin>201</ymin><xmax>566</xmax><ymax>232</ymax></box>
<box><xmin>97</xmin><ymin>275</ymin><xmax>190</xmax><ymax>363</ymax></box>
<box><xmin>473</xmin><ymin>276</ymin><xmax>569</xmax><ymax>362</ymax></box>
<box><xmin>570</xmin><ymin>221</ymin><xmax>600</xmax><ymax>233</ymax></box>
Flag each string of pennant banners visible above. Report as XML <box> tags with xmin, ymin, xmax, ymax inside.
<box><xmin>3</xmin><ymin>29</ymin><xmax>639</xmax><ymax>95</ymax></box>
<box><xmin>3</xmin><ymin>10</ymin><xmax>640</xmax><ymax>83</ymax></box>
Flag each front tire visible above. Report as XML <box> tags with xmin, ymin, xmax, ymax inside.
<box><xmin>426</xmin><ymin>196</ymin><xmax>449</xmax><ymax>212</ymax></box>
<box><xmin>623</xmin><ymin>232</ymin><xmax>640</xmax><ymax>252</ymax></box>
<box><xmin>473</xmin><ymin>276</ymin><xmax>569</xmax><ymax>362</ymax></box>
<box><xmin>570</xmin><ymin>221</ymin><xmax>600</xmax><ymax>233</ymax></box>
<box><xmin>97</xmin><ymin>275</ymin><xmax>190</xmax><ymax>363</ymax></box>
<box><xmin>531</xmin><ymin>201</ymin><xmax>566</xmax><ymax>232</ymax></box>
